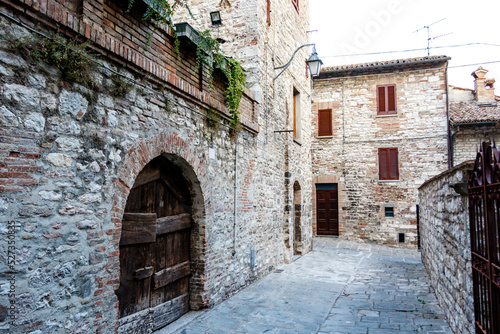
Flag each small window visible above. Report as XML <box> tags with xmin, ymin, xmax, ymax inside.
<box><xmin>318</xmin><ymin>109</ymin><xmax>332</xmax><ymax>136</ymax></box>
<box><xmin>292</xmin><ymin>0</ymin><xmax>299</xmax><ymax>12</ymax></box>
<box><xmin>379</xmin><ymin>148</ymin><xmax>399</xmax><ymax>180</ymax></box>
<box><xmin>398</xmin><ymin>233</ymin><xmax>405</xmax><ymax>243</ymax></box>
<box><xmin>385</xmin><ymin>207</ymin><xmax>394</xmax><ymax>217</ymax></box>
<box><xmin>377</xmin><ymin>84</ymin><xmax>396</xmax><ymax>115</ymax></box>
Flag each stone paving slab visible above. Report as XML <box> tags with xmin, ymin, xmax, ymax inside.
<box><xmin>156</xmin><ymin>238</ymin><xmax>453</xmax><ymax>334</ymax></box>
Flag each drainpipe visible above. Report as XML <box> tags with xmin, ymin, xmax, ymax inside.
<box><xmin>233</xmin><ymin>139</ymin><xmax>238</xmax><ymax>256</ymax></box>
<box><xmin>446</xmin><ymin>64</ymin><xmax>452</xmax><ymax>169</ymax></box>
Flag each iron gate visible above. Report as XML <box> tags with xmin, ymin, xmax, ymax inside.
<box><xmin>468</xmin><ymin>141</ymin><xmax>500</xmax><ymax>334</ymax></box>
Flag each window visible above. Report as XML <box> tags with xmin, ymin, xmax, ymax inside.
<box><xmin>318</xmin><ymin>109</ymin><xmax>332</xmax><ymax>136</ymax></box>
<box><xmin>293</xmin><ymin>87</ymin><xmax>300</xmax><ymax>139</ymax></box>
<box><xmin>378</xmin><ymin>148</ymin><xmax>399</xmax><ymax>180</ymax></box>
<box><xmin>267</xmin><ymin>0</ymin><xmax>271</xmax><ymax>25</ymax></box>
<box><xmin>292</xmin><ymin>0</ymin><xmax>299</xmax><ymax>12</ymax></box>
<box><xmin>385</xmin><ymin>207</ymin><xmax>394</xmax><ymax>217</ymax></box>
<box><xmin>377</xmin><ymin>84</ymin><xmax>396</xmax><ymax>115</ymax></box>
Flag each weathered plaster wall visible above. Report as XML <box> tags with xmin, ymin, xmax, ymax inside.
<box><xmin>311</xmin><ymin>66</ymin><xmax>449</xmax><ymax>247</ymax></box>
<box><xmin>418</xmin><ymin>162</ymin><xmax>474</xmax><ymax>334</ymax></box>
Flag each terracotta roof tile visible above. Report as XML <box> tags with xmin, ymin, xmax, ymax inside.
<box><xmin>320</xmin><ymin>55</ymin><xmax>450</xmax><ymax>75</ymax></box>
<box><xmin>450</xmin><ymin>101</ymin><xmax>500</xmax><ymax>125</ymax></box>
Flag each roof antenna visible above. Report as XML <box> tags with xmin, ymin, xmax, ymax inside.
<box><xmin>414</xmin><ymin>18</ymin><xmax>448</xmax><ymax>56</ymax></box>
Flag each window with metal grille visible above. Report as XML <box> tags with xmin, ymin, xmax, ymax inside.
<box><xmin>292</xmin><ymin>0</ymin><xmax>299</xmax><ymax>12</ymax></box>
<box><xmin>377</xmin><ymin>84</ymin><xmax>396</xmax><ymax>115</ymax></box>
<box><xmin>318</xmin><ymin>109</ymin><xmax>332</xmax><ymax>136</ymax></box>
<box><xmin>378</xmin><ymin>148</ymin><xmax>399</xmax><ymax>180</ymax></box>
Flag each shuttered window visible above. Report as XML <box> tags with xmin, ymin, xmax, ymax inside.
<box><xmin>318</xmin><ymin>109</ymin><xmax>332</xmax><ymax>136</ymax></box>
<box><xmin>267</xmin><ymin>0</ymin><xmax>271</xmax><ymax>25</ymax></box>
<box><xmin>378</xmin><ymin>148</ymin><xmax>399</xmax><ymax>180</ymax></box>
<box><xmin>377</xmin><ymin>84</ymin><xmax>396</xmax><ymax>115</ymax></box>
<box><xmin>292</xmin><ymin>0</ymin><xmax>299</xmax><ymax>12</ymax></box>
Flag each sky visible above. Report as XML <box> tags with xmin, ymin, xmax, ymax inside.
<box><xmin>310</xmin><ymin>0</ymin><xmax>500</xmax><ymax>89</ymax></box>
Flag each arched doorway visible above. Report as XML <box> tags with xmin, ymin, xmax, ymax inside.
<box><xmin>293</xmin><ymin>181</ymin><xmax>302</xmax><ymax>256</ymax></box>
<box><xmin>116</xmin><ymin>154</ymin><xmax>195</xmax><ymax>331</ymax></box>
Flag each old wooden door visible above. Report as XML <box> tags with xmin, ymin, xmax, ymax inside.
<box><xmin>116</xmin><ymin>156</ymin><xmax>192</xmax><ymax>331</ymax></box>
<box><xmin>317</xmin><ymin>185</ymin><xmax>339</xmax><ymax>236</ymax></box>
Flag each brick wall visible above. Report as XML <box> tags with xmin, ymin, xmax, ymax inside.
<box><xmin>311</xmin><ymin>64</ymin><xmax>449</xmax><ymax>247</ymax></box>
<box><xmin>418</xmin><ymin>162</ymin><xmax>475</xmax><ymax>334</ymax></box>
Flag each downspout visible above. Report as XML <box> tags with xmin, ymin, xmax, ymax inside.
<box><xmin>233</xmin><ymin>140</ymin><xmax>238</xmax><ymax>256</ymax></box>
<box><xmin>446</xmin><ymin>63</ymin><xmax>452</xmax><ymax>168</ymax></box>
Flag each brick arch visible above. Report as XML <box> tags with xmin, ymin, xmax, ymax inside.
<box><xmin>106</xmin><ymin>131</ymin><xmax>209</xmax><ymax>331</ymax></box>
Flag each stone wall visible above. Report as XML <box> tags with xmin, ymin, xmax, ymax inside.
<box><xmin>174</xmin><ymin>0</ymin><xmax>315</xmax><ymax>261</ymax></box>
<box><xmin>418</xmin><ymin>162</ymin><xmax>474</xmax><ymax>334</ymax></box>
<box><xmin>311</xmin><ymin>64</ymin><xmax>449</xmax><ymax>247</ymax></box>
<box><xmin>452</xmin><ymin>124</ymin><xmax>500</xmax><ymax>166</ymax></box>
<box><xmin>0</xmin><ymin>0</ymin><xmax>314</xmax><ymax>332</ymax></box>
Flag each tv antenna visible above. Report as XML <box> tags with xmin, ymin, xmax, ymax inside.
<box><xmin>414</xmin><ymin>18</ymin><xmax>449</xmax><ymax>56</ymax></box>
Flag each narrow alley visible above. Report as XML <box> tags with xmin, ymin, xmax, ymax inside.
<box><xmin>159</xmin><ymin>238</ymin><xmax>452</xmax><ymax>334</ymax></box>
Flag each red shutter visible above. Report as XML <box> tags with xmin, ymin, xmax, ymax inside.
<box><xmin>377</xmin><ymin>85</ymin><xmax>397</xmax><ymax>115</ymax></box>
<box><xmin>379</xmin><ymin>149</ymin><xmax>388</xmax><ymax>179</ymax></box>
<box><xmin>387</xmin><ymin>85</ymin><xmax>396</xmax><ymax>114</ymax></box>
<box><xmin>377</xmin><ymin>86</ymin><xmax>386</xmax><ymax>114</ymax></box>
<box><xmin>389</xmin><ymin>148</ymin><xmax>399</xmax><ymax>179</ymax></box>
<box><xmin>379</xmin><ymin>148</ymin><xmax>399</xmax><ymax>180</ymax></box>
<box><xmin>318</xmin><ymin>109</ymin><xmax>332</xmax><ymax>136</ymax></box>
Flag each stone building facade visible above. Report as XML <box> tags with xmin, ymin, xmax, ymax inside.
<box><xmin>311</xmin><ymin>56</ymin><xmax>450</xmax><ymax>247</ymax></box>
<box><xmin>0</xmin><ymin>0</ymin><xmax>313</xmax><ymax>333</ymax></box>
<box><xmin>450</xmin><ymin>67</ymin><xmax>500</xmax><ymax>166</ymax></box>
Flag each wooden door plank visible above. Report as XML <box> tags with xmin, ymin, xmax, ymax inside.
<box><xmin>152</xmin><ymin>293</ymin><xmax>189</xmax><ymax>330</ymax></box>
<box><xmin>135</xmin><ymin>266</ymin><xmax>154</xmax><ymax>280</ymax></box>
<box><xmin>120</xmin><ymin>213</ymin><xmax>157</xmax><ymax>245</ymax></box>
<box><xmin>153</xmin><ymin>261</ymin><xmax>190</xmax><ymax>290</ymax></box>
<box><xmin>156</xmin><ymin>213</ymin><xmax>191</xmax><ymax>235</ymax></box>
<box><xmin>117</xmin><ymin>243</ymin><xmax>153</xmax><ymax>317</ymax></box>
<box><xmin>132</xmin><ymin>164</ymin><xmax>161</xmax><ymax>189</ymax></box>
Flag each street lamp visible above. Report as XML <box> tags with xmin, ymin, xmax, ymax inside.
<box><xmin>306</xmin><ymin>47</ymin><xmax>323</xmax><ymax>77</ymax></box>
<box><xmin>274</xmin><ymin>44</ymin><xmax>323</xmax><ymax>80</ymax></box>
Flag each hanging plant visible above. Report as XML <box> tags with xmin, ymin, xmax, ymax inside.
<box><xmin>125</xmin><ymin>0</ymin><xmax>246</xmax><ymax>127</ymax></box>
<box><xmin>196</xmin><ymin>30</ymin><xmax>246</xmax><ymax>126</ymax></box>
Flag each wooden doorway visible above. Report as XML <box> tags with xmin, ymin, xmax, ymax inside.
<box><xmin>116</xmin><ymin>155</ymin><xmax>193</xmax><ymax>331</ymax></box>
<box><xmin>316</xmin><ymin>184</ymin><xmax>339</xmax><ymax>236</ymax></box>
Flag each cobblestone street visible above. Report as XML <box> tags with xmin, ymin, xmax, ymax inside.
<box><xmin>158</xmin><ymin>238</ymin><xmax>452</xmax><ymax>334</ymax></box>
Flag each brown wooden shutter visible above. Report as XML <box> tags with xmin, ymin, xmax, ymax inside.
<box><xmin>387</xmin><ymin>85</ymin><xmax>396</xmax><ymax>114</ymax></box>
<box><xmin>377</xmin><ymin>86</ymin><xmax>386</xmax><ymax>115</ymax></box>
<box><xmin>267</xmin><ymin>0</ymin><xmax>271</xmax><ymax>25</ymax></box>
<box><xmin>318</xmin><ymin>109</ymin><xmax>332</xmax><ymax>136</ymax></box>
<box><xmin>379</xmin><ymin>149</ymin><xmax>388</xmax><ymax>179</ymax></box>
<box><xmin>389</xmin><ymin>148</ymin><xmax>399</xmax><ymax>179</ymax></box>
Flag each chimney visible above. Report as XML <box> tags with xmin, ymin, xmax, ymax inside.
<box><xmin>472</xmin><ymin>67</ymin><xmax>496</xmax><ymax>102</ymax></box>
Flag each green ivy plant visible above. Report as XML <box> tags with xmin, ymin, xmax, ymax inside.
<box><xmin>126</xmin><ymin>0</ymin><xmax>246</xmax><ymax>128</ymax></box>
<box><xmin>196</xmin><ymin>29</ymin><xmax>246</xmax><ymax>126</ymax></box>
<box><xmin>6</xmin><ymin>32</ymin><xmax>99</xmax><ymax>90</ymax></box>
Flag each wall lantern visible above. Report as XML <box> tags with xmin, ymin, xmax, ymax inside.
<box><xmin>306</xmin><ymin>47</ymin><xmax>323</xmax><ymax>77</ymax></box>
<box><xmin>274</xmin><ymin>44</ymin><xmax>323</xmax><ymax>80</ymax></box>
<box><xmin>210</xmin><ymin>11</ymin><xmax>222</xmax><ymax>25</ymax></box>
